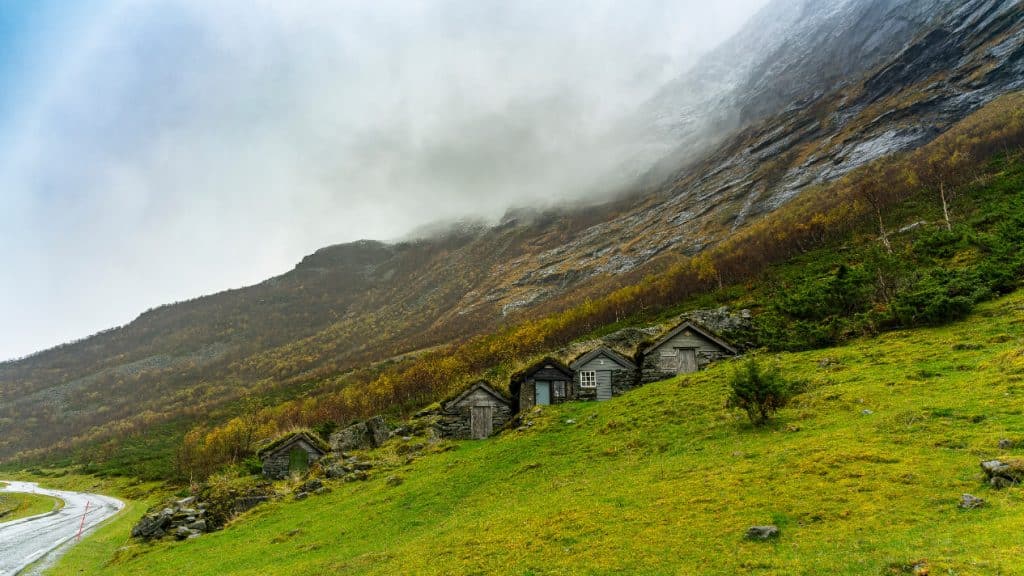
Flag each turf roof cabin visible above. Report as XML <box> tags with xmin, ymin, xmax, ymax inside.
<box><xmin>510</xmin><ymin>357</ymin><xmax>575</xmax><ymax>413</ymax></box>
<box><xmin>258</xmin><ymin>430</ymin><xmax>329</xmax><ymax>480</ymax></box>
<box><xmin>437</xmin><ymin>380</ymin><xmax>513</xmax><ymax>440</ymax></box>
<box><xmin>639</xmin><ymin>320</ymin><xmax>737</xmax><ymax>384</ymax></box>
<box><xmin>569</xmin><ymin>346</ymin><xmax>638</xmax><ymax>401</ymax></box>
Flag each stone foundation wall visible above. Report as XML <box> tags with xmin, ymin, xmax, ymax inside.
<box><xmin>610</xmin><ymin>368</ymin><xmax>639</xmax><ymax>396</ymax></box>
<box><xmin>639</xmin><ymin>350</ymin><xmax>731</xmax><ymax>384</ymax></box>
<box><xmin>437</xmin><ymin>403</ymin><xmax>513</xmax><ymax>439</ymax></box>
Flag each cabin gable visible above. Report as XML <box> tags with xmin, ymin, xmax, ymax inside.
<box><xmin>438</xmin><ymin>381</ymin><xmax>512</xmax><ymax>440</ymax></box>
<box><xmin>570</xmin><ymin>347</ymin><xmax>639</xmax><ymax>401</ymax></box>
<box><xmin>641</xmin><ymin>321</ymin><xmax>736</xmax><ymax>383</ymax></box>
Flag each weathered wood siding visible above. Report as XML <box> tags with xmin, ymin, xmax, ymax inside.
<box><xmin>573</xmin><ymin>352</ymin><xmax>637</xmax><ymax>401</ymax></box>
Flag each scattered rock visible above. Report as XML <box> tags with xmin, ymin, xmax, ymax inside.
<box><xmin>132</xmin><ymin>497</ymin><xmax>218</xmax><ymax>542</ymax></box>
<box><xmin>991</xmin><ymin>476</ymin><xmax>1015</xmax><ymax>489</ymax></box>
<box><xmin>386</xmin><ymin>476</ymin><xmax>404</xmax><ymax>487</ymax></box>
<box><xmin>959</xmin><ymin>493</ymin><xmax>985</xmax><ymax>509</ymax></box>
<box><xmin>998</xmin><ymin>438</ymin><xmax>1016</xmax><ymax>450</ymax></box>
<box><xmin>980</xmin><ymin>459</ymin><xmax>1022</xmax><ymax>489</ymax></box>
<box><xmin>344</xmin><ymin>471</ymin><xmax>370</xmax><ymax>482</ymax></box>
<box><xmin>326</xmin><ymin>464</ymin><xmax>351</xmax><ymax>479</ymax></box>
<box><xmin>817</xmin><ymin>357</ymin><xmax>839</xmax><ymax>369</ymax></box>
<box><xmin>565</xmin><ymin>419</ymin><xmax>577</xmax><ymax>425</ymax></box>
<box><xmin>294</xmin><ymin>492</ymin><xmax>308</xmax><ymax>501</ymax></box>
<box><xmin>861</xmin><ymin>409</ymin><xmax>874</xmax><ymax>415</ymax></box>
<box><xmin>744</xmin><ymin>525</ymin><xmax>780</xmax><ymax>540</ymax></box>
<box><xmin>299</xmin><ymin>478</ymin><xmax>323</xmax><ymax>493</ymax></box>
<box><xmin>785</xmin><ymin>424</ymin><xmax>801</xmax><ymax>432</ymax></box>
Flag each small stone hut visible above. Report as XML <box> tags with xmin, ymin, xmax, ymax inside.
<box><xmin>639</xmin><ymin>320</ymin><xmax>737</xmax><ymax>383</ymax></box>
<box><xmin>569</xmin><ymin>346</ymin><xmax>638</xmax><ymax>401</ymax></box>
<box><xmin>258</xmin><ymin>431</ymin><xmax>329</xmax><ymax>480</ymax></box>
<box><xmin>509</xmin><ymin>357</ymin><xmax>575</xmax><ymax>413</ymax></box>
<box><xmin>438</xmin><ymin>380</ymin><xmax>512</xmax><ymax>440</ymax></box>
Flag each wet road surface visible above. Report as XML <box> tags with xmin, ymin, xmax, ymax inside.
<box><xmin>0</xmin><ymin>481</ymin><xmax>123</xmax><ymax>575</ymax></box>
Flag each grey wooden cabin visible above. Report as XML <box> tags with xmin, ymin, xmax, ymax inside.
<box><xmin>639</xmin><ymin>320</ymin><xmax>736</xmax><ymax>383</ymax></box>
<box><xmin>438</xmin><ymin>380</ymin><xmax>512</xmax><ymax>440</ymax></box>
<box><xmin>509</xmin><ymin>358</ymin><xmax>575</xmax><ymax>413</ymax></box>
<box><xmin>258</xmin><ymin>431</ymin><xmax>329</xmax><ymax>479</ymax></box>
<box><xmin>569</xmin><ymin>346</ymin><xmax>638</xmax><ymax>401</ymax></box>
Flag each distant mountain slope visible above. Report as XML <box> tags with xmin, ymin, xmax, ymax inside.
<box><xmin>2</xmin><ymin>0</ymin><xmax>1022</xmax><ymax>466</ymax></box>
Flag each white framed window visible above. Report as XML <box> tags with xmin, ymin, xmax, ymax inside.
<box><xmin>579</xmin><ymin>371</ymin><xmax>597</xmax><ymax>388</ymax></box>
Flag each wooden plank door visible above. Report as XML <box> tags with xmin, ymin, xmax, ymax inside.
<box><xmin>596</xmin><ymin>371</ymin><xmax>613</xmax><ymax>401</ymax></box>
<box><xmin>535</xmin><ymin>381</ymin><xmax>551</xmax><ymax>405</ymax></box>
<box><xmin>471</xmin><ymin>406</ymin><xmax>493</xmax><ymax>439</ymax></box>
<box><xmin>678</xmin><ymin>349</ymin><xmax>698</xmax><ymax>373</ymax></box>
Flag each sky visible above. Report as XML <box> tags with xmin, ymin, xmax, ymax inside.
<box><xmin>0</xmin><ymin>0</ymin><xmax>769</xmax><ymax>361</ymax></box>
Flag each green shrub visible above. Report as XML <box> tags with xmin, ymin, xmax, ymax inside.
<box><xmin>725</xmin><ymin>358</ymin><xmax>802</xmax><ymax>426</ymax></box>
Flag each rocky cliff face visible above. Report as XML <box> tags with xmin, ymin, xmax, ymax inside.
<box><xmin>2</xmin><ymin>0</ymin><xmax>1022</xmax><ymax>465</ymax></box>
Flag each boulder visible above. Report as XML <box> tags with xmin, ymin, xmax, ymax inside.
<box><xmin>300</xmin><ymin>478</ymin><xmax>323</xmax><ymax>493</ymax></box>
<box><xmin>130</xmin><ymin>510</ymin><xmax>173</xmax><ymax>539</ymax></box>
<box><xmin>173</xmin><ymin>526</ymin><xmax>202</xmax><ymax>540</ymax></box>
<box><xmin>745</xmin><ymin>525</ymin><xmax>780</xmax><ymax>540</ymax></box>
<box><xmin>330</xmin><ymin>416</ymin><xmax>392</xmax><ymax>451</ymax></box>
<box><xmin>998</xmin><ymin>438</ymin><xmax>1016</xmax><ymax>450</ymax></box>
<box><xmin>326</xmin><ymin>464</ymin><xmax>351</xmax><ymax>479</ymax></box>
<box><xmin>991</xmin><ymin>476</ymin><xmax>1016</xmax><ymax>489</ymax></box>
<box><xmin>960</xmin><ymin>493</ymin><xmax>985</xmax><ymax>509</ymax></box>
<box><xmin>980</xmin><ymin>459</ymin><xmax>1023</xmax><ymax>487</ymax></box>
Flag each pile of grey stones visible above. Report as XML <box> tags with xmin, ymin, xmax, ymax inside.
<box><xmin>131</xmin><ymin>496</ymin><xmax>209</xmax><ymax>541</ymax></box>
<box><xmin>323</xmin><ymin>453</ymin><xmax>374</xmax><ymax>482</ymax></box>
<box><xmin>980</xmin><ymin>458</ymin><xmax>1022</xmax><ymax>489</ymax></box>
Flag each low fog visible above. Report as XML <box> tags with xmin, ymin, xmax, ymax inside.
<box><xmin>0</xmin><ymin>0</ymin><xmax>768</xmax><ymax>360</ymax></box>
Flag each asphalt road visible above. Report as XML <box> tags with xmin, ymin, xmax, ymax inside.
<box><xmin>0</xmin><ymin>481</ymin><xmax>124</xmax><ymax>576</ymax></box>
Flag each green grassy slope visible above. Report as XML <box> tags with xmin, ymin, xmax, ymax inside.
<box><xmin>53</xmin><ymin>289</ymin><xmax>1024</xmax><ymax>575</ymax></box>
<box><xmin>0</xmin><ymin>491</ymin><xmax>61</xmax><ymax>522</ymax></box>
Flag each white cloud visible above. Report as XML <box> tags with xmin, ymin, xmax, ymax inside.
<box><xmin>0</xmin><ymin>0</ymin><xmax>768</xmax><ymax>360</ymax></box>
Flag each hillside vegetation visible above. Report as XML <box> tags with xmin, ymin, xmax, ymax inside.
<box><xmin>54</xmin><ymin>288</ymin><xmax>1024</xmax><ymax>575</ymax></box>
<box><xmin>3</xmin><ymin>0</ymin><xmax>1022</xmax><ymax>479</ymax></box>
<box><xmin>0</xmin><ymin>490</ymin><xmax>60</xmax><ymax>523</ymax></box>
<box><xmin>171</xmin><ymin>93</ymin><xmax>1024</xmax><ymax>481</ymax></box>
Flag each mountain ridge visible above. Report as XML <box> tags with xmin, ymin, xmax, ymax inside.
<box><xmin>2</xmin><ymin>0</ymin><xmax>1023</xmax><ymax>471</ymax></box>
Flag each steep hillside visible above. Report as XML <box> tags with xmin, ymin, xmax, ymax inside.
<box><xmin>2</xmin><ymin>0</ymin><xmax>1022</xmax><ymax>472</ymax></box>
<box><xmin>53</xmin><ymin>289</ymin><xmax>1024</xmax><ymax>575</ymax></box>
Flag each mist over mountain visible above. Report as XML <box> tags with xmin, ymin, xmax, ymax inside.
<box><xmin>1</xmin><ymin>0</ymin><xmax>1023</xmax><ymax>477</ymax></box>
<box><xmin>0</xmin><ymin>0</ymin><xmax>766</xmax><ymax>362</ymax></box>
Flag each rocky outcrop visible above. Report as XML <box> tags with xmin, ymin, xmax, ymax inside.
<box><xmin>131</xmin><ymin>497</ymin><xmax>211</xmax><ymax>541</ymax></box>
<box><xmin>324</xmin><ymin>453</ymin><xmax>375</xmax><ymax>483</ymax></box>
<box><xmin>330</xmin><ymin>416</ymin><xmax>391</xmax><ymax>451</ymax></box>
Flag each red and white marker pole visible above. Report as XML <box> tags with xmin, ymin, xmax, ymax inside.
<box><xmin>76</xmin><ymin>501</ymin><xmax>91</xmax><ymax>542</ymax></box>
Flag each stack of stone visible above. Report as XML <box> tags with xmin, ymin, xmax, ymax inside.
<box><xmin>131</xmin><ymin>497</ymin><xmax>210</xmax><ymax>541</ymax></box>
<box><xmin>324</xmin><ymin>453</ymin><xmax>374</xmax><ymax>482</ymax></box>
<box><xmin>293</xmin><ymin>478</ymin><xmax>329</xmax><ymax>500</ymax></box>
